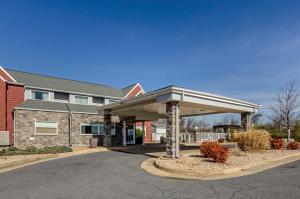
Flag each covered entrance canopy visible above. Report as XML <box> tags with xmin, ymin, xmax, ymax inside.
<box><xmin>99</xmin><ymin>86</ymin><xmax>260</xmax><ymax>158</ymax></box>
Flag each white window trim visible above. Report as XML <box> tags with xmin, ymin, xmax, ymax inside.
<box><xmin>31</xmin><ymin>90</ymin><xmax>50</xmax><ymax>101</ymax></box>
<box><xmin>74</xmin><ymin>95</ymin><xmax>89</xmax><ymax>105</ymax></box>
<box><xmin>34</xmin><ymin>120</ymin><xmax>58</xmax><ymax>136</ymax></box>
<box><xmin>80</xmin><ymin>123</ymin><xmax>104</xmax><ymax>136</ymax></box>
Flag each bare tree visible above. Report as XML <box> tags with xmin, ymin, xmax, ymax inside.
<box><xmin>218</xmin><ymin>115</ymin><xmax>239</xmax><ymax>125</ymax></box>
<box><xmin>180</xmin><ymin>118</ymin><xmax>186</xmax><ymax>132</ymax></box>
<box><xmin>185</xmin><ymin>118</ymin><xmax>195</xmax><ymax>132</ymax></box>
<box><xmin>271</xmin><ymin>81</ymin><xmax>300</xmax><ymax>141</ymax></box>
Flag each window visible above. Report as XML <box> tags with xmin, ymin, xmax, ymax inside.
<box><xmin>80</xmin><ymin>123</ymin><xmax>105</xmax><ymax>135</ymax></box>
<box><xmin>54</xmin><ymin>92</ymin><xmax>69</xmax><ymax>101</ymax></box>
<box><xmin>75</xmin><ymin>96</ymin><xmax>88</xmax><ymax>105</ymax></box>
<box><xmin>93</xmin><ymin>97</ymin><xmax>104</xmax><ymax>104</ymax></box>
<box><xmin>35</xmin><ymin>121</ymin><xmax>58</xmax><ymax>135</ymax></box>
<box><xmin>32</xmin><ymin>90</ymin><xmax>49</xmax><ymax>101</ymax></box>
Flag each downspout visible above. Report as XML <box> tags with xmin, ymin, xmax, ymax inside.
<box><xmin>13</xmin><ymin>110</ymin><xmax>16</xmax><ymax>146</ymax></box>
<box><xmin>5</xmin><ymin>81</ymin><xmax>7</xmax><ymax>131</ymax></box>
<box><xmin>65</xmin><ymin>104</ymin><xmax>72</xmax><ymax>146</ymax></box>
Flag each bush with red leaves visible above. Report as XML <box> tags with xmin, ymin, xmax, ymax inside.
<box><xmin>271</xmin><ymin>138</ymin><xmax>284</xmax><ymax>149</ymax></box>
<box><xmin>218</xmin><ymin>138</ymin><xmax>225</xmax><ymax>143</ymax></box>
<box><xmin>287</xmin><ymin>142</ymin><xmax>299</xmax><ymax>150</ymax></box>
<box><xmin>200</xmin><ymin>142</ymin><xmax>218</xmax><ymax>158</ymax></box>
<box><xmin>200</xmin><ymin>142</ymin><xmax>229</xmax><ymax>163</ymax></box>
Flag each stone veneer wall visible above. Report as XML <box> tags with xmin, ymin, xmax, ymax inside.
<box><xmin>15</xmin><ymin>109</ymin><xmax>69</xmax><ymax>148</ymax></box>
<box><xmin>71</xmin><ymin>113</ymin><xmax>103</xmax><ymax>146</ymax></box>
<box><xmin>15</xmin><ymin>109</ymin><xmax>122</xmax><ymax>148</ymax></box>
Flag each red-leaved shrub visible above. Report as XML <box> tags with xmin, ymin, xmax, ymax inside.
<box><xmin>209</xmin><ymin>144</ymin><xmax>229</xmax><ymax>163</ymax></box>
<box><xmin>287</xmin><ymin>142</ymin><xmax>299</xmax><ymax>150</ymax></box>
<box><xmin>200</xmin><ymin>142</ymin><xmax>218</xmax><ymax>158</ymax></box>
<box><xmin>218</xmin><ymin>138</ymin><xmax>225</xmax><ymax>143</ymax></box>
<box><xmin>200</xmin><ymin>142</ymin><xmax>229</xmax><ymax>163</ymax></box>
<box><xmin>271</xmin><ymin>138</ymin><xmax>284</xmax><ymax>149</ymax></box>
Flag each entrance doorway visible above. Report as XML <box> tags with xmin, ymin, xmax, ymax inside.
<box><xmin>126</xmin><ymin>124</ymin><xmax>135</xmax><ymax>145</ymax></box>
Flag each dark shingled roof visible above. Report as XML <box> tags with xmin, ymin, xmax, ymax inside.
<box><xmin>6</xmin><ymin>69</ymin><xmax>125</xmax><ymax>98</ymax></box>
<box><xmin>16</xmin><ymin>100</ymin><xmax>100</xmax><ymax>114</ymax></box>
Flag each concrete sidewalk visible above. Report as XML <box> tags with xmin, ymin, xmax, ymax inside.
<box><xmin>110</xmin><ymin>143</ymin><xmax>200</xmax><ymax>157</ymax></box>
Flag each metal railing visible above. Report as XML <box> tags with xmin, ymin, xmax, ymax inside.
<box><xmin>181</xmin><ymin>132</ymin><xmax>227</xmax><ymax>143</ymax></box>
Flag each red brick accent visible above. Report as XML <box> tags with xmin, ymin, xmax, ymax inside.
<box><xmin>126</xmin><ymin>84</ymin><xmax>144</xmax><ymax>98</ymax></box>
<box><xmin>0</xmin><ymin>67</ymin><xmax>15</xmax><ymax>81</ymax></box>
<box><xmin>144</xmin><ymin>121</ymin><xmax>152</xmax><ymax>142</ymax></box>
<box><xmin>0</xmin><ymin>68</ymin><xmax>24</xmax><ymax>145</ymax></box>
<box><xmin>135</xmin><ymin>121</ymin><xmax>152</xmax><ymax>143</ymax></box>
<box><xmin>6</xmin><ymin>83</ymin><xmax>24</xmax><ymax>144</ymax></box>
<box><xmin>0</xmin><ymin>79</ymin><xmax>7</xmax><ymax>132</ymax></box>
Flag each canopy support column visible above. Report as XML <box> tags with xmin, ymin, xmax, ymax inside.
<box><xmin>122</xmin><ymin>120</ymin><xmax>126</xmax><ymax>146</ymax></box>
<box><xmin>166</xmin><ymin>101</ymin><xmax>180</xmax><ymax>158</ymax></box>
<box><xmin>241</xmin><ymin>112</ymin><xmax>251</xmax><ymax>131</ymax></box>
<box><xmin>103</xmin><ymin>109</ymin><xmax>112</xmax><ymax>147</ymax></box>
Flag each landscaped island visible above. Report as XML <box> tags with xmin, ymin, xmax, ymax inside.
<box><xmin>153</xmin><ymin>129</ymin><xmax>300</xmax><ymax>178</ymax></box>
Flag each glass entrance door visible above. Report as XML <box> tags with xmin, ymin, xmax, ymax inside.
<box><xmin>126</xmin><ymin>124</ymin><xmax>135</xmax><ymax>144</ymax></box>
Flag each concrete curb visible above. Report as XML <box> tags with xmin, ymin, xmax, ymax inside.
<box><xmin>142</xmin><ymin>151</ymin><xmax>300</xmax><ymax>180</ymax></box>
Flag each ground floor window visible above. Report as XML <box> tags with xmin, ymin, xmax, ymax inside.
<box><xmin>35</xmin><ymin>121</ymin><xmax>58</xmax><ymax>135</ymax></box>
<box><xmin>80</xmin><ymin>123</ymin><xmax>104</xmax><ymax>135</ymax></box>
<box><xmin>80</xmin><ymin>123</ymin><xmax>116</xmax><ymax>135</ymax></box>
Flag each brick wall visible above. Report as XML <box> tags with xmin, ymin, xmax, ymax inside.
<box><xmin>0</xmin><ymin>80</ymin><xmax>6</xmax><ymax>132</ymax></box>
<box><xmin>135</xmin><ymin>121</ymin><xmax>152</xmax><ymax>143</ymax></box>
<box><xmin>0</xmin><ymin>67</ymin><xmax>14</xmax><ymax>82</ymax></box>
<box><xmin>0</xmin><ymin>68</ymin><xmax>25</xmax><ymax>145</ymax></box>
<box><xmin>126</xmin><ymin>84</ymin><xmax>143</xmax><ymax>98</ymax></box>
<box><xmin>7</xmin><ymin>83</ymin><xmax>24</xmax><ymax>144</ymax></box>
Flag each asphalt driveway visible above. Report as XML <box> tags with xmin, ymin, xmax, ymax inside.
<box><xmin>0</xmin><ymin>151</ymin><xmax>300</xmax><ymax>199</ymax></box>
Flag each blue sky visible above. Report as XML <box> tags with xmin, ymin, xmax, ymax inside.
<box><xmin>1</xmin><ymin>0</ymin><xmax>300</xmax><ymax>122</ymax></box>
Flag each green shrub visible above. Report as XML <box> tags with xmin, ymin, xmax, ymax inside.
<box><xmin>39</xmin><ymin>146</ymin><xmax>73</xmax><ymax>154</ymax></box>
<box><xmin>232</xmin><ymin>129</ymin><xmax>271</xmax><ymax>151</ymax></box>
<box><xmin>135</xmin><ymin>129</ymin><xmax>143</xmax><ymax>138</ymax></box>
<box><xmin>270</xmin><ymin>138</ymin><xmax>284</xmax><ymax>149</ymax></box>
<box><xmin>25</xmin><ymin>146</ymin><xmax>39</xmax><ymax>153</ymax></box>
<box><xmin>0</xmin><ymin>146</ymin><xmax>72</xmax><ymax>156</ymax></box>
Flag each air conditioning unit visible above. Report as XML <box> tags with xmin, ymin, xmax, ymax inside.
<box><xmin>0</xmin><ymin>131</ymin><xmax>10</xmax><ymax>146</ymax></box>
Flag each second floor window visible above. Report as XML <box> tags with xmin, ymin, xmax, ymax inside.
<box><xmin>32</xmin><ymin>90</ymin><xmax>49</xmax><ymax>101</ymax></box>
<box><xmin>54</xmin><ymin>92</ymin><xmax>69</xmax><ymax>101</ymax></box>
<box><xmin>93</xmin><ymin>97</ymin><xmax>104</xmax><ymax>104</ymax></box>
<box><xmin>75</xmin><ymin>95</ymin><xmax>88</xmax><ymax>105</ymax></box>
